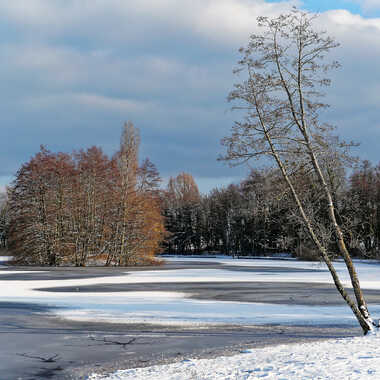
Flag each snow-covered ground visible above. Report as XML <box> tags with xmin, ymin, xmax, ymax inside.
<box><xmin>0</xmin><ymin>255</ymin><xmax>12</xmax><ymax>264</ymax></box>
<box><xmin>89</xmin><ymin>332</ymin><xmax>380</xmax><ymax>379</ymax></box>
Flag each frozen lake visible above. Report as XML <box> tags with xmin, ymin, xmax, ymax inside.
<box><xmin>2</xmin><ymin>256</ymin><xmax>380</xmax><ymax>327</ymax></box>
<box><xmin>1</xmin><ymin>256</ymin><xmax>376</xmax><ymax>379</ymax></box>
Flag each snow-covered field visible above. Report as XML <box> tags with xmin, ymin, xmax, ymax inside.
<box><xmin>89</xmin><ymin>332</ymin><xmax>380</xmax><ymax>380</ymax></box>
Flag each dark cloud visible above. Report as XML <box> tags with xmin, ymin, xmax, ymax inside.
<box><xmin>1</xmin><ymin>1</ymin><xmax>380</xmax><ymax>192</ymax></box>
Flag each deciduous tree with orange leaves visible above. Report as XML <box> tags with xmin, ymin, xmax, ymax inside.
<box><xmin>7</xmin><ymin>123</ymin><xmax>166</xmax><ymax>266</ymax></box>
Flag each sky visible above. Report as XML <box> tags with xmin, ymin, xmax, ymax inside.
<box><xmin>1</xmin><ymin>0</ymin><xmax>380</xmax><ymax>193</ymax></box>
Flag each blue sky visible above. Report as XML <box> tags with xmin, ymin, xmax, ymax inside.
<box><xmin>272</xmin><ymin>0</ymin><xmax>380</xmax><ymax>16</ymax></box>
<box><xmin>274</xmin><ymin>0</ymin><xmax>361</xmax><ymax>14</ymax></box>
<box><xmin>1</xmin><ymin>0</ymin><xmax>380</xmax><ymax>193</ymax></box>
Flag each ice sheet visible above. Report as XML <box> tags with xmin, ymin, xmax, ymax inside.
<box><xmin>2</xmin><ymin>258</ymin><xmax>380</xmax><ymax>327</ymax></box>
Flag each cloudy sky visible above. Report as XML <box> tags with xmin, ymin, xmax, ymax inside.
<box><xmin>1</xmin><ymin>0</ymin><xmax>380</xmax><ymax>193</ymax></box>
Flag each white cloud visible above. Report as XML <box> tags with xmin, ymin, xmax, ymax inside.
<box><xmin>22</xmin><ymin>92</ymin><xmax>152</xmax><ymax>113</ymax></box>
<box><xmin>73</xmin><ymin>93</ymin><xmax>149</xmax><ymax>112</ymax></box>
<box><xmin>0</xmin><ymin>0</ymin><xmax>300</xmax><ymax>46</ymax></box>
<box><xmin>5</xmin><ymin>44</ymin><xmax>89</xmax><ymax>87</ymax></box>
<box><xmin>353</xmin><ymin>0</ymin><xmax>380</xmax><ymax>11</ymax></box>
<box><xmin>2</xmin><ymin>0</ymin><xmax>380</xmax><ymax>180</ymax></box>
<box><xmin>322</xmin><ymin>8</ymin><xmax>380</xmax><ymax>31</ymax></box>
<box><xmin>182</xmin><ymin>0</ymin><xmax>300</xmax><ymax>45</ymax></box>
<box><xmin>0</xmin><ymin>1</ymin><xmax>378</xmax><ymax>51</ymax></box>
<box><xmin>318</xmin><ymin>10</ymin><xmax>380</xmax><ymax>100</ymax></box>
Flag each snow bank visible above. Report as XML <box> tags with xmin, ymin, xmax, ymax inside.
<box><xmin>0</xmin><ymin>256</ymin><xmax>13</xmax><ymax>264</ymax></box>
<box><xmin>89</xmin><ymin>333</ymin><xmax>380</xmax><ymax>379</ymax></box>
<box><xmin>0</xmin><ymin>270</ymin><xmax>45</xmax><ymax>275</ymax></box>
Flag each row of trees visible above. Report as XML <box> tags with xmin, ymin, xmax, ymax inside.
<box><xmin>347</xmin><ymin>161</ymin><xmax>380</xmax><ymax>255</ymax></box>
<box><xmin>4</xmin><ymin>122</ymin><xmax>165</xmax><ymax>266</ymax></box>
<box><xmin>0</xmin><ymin>191</ymin><xmax>7</xmax><ymax>249</ymax></box>
<box><xmin>162</xmin><ymin>161</ymin><xmax>380</xmax><ymax>260</ymax></box>
<box><xmin>163</xmin><ymin>171</ymin><xmax>281</xmax><ymax>256</ymax></box>
<box><xmin>3</xmin><ymin>153</ymin><xmax>379</xmax><ymax>263</ymax></box>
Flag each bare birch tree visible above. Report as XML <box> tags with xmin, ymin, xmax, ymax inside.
<box><xmin>115</xmin><ymin>121</ymin><xmax>140</xmax><ymax>265</ymax></box>
<box><xmin>221</xmin><ymin>9</ymin><xmax>376</xmax><ymax>334</ymax></box>
<box><xmin>0</xmin><ymin>190</ymin><xmax>8</xmax><ymax>249</ymax></box>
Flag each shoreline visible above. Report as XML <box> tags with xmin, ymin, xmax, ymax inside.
<box><xmin>63</xmin><ymin>320</ymin><xmax>361</xmax><ymax>379</ymax></box>
<box><xmin>0</xmin><ymin>300</ymin><xmax>362</xmax><ymax>379</ymax></box>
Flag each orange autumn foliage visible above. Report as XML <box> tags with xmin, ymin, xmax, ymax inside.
<box><xmin>8</xmin><ymin>123</ymin><xmax>166</xmax><ymax>266</ymax></box>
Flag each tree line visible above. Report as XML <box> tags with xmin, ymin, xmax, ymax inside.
<box><xmin>162</xmin><ymin>161</ymin><xmax>380</xmax><ymax>260</ymax></box>
<box><xmin>2</xmin><ymin>153</ymin><xmax>380</xmax><ymax>263</ymax></box>
<box><xmin>1</xmin><ymin>122</ymin><xmax>165</xmax><ymax>266</ymax></box>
